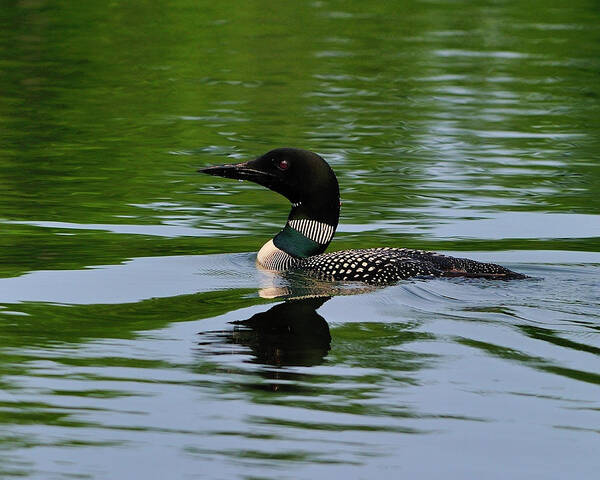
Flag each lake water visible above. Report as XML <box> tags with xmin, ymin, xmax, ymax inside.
<box><xmin>1</xmin><ymin>1</ymin><xmax>599</xmax><ymax>478</ymax></box>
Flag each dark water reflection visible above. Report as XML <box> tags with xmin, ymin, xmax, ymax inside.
<box><xmin>1</xmin><ymin>0</ymin><xmax>600</xmax><ymax>478</ymax></box>
<box><xmin>201</xmin><ymin>297</ymin><xmax>332</xmax><ymax>368</ymax></box>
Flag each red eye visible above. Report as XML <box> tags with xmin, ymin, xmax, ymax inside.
<box><xmin>278</xmin><ymin>159</ymin><xmax>289</xmax><ymax>171</ymax></box>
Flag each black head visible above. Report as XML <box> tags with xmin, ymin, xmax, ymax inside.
<box><xmin>200</xmin><ymin>148</ymin><xmax>340</xmax><ymax>225</ymax></box>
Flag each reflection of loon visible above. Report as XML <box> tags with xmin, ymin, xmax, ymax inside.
<box><xmin>205</xmin><ymin>298</ymin><xmax>331</xmax><ymax>367</ymax></box>
<box><xmin>200</xmin><ymin>148</ymin><xmax>525</xmax><ymax>283</ymax></box>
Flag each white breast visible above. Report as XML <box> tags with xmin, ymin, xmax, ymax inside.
<box><xmin>257</xmin><ymin>239</ymin><xmax>300</xmax><ymax>271</ymax></box>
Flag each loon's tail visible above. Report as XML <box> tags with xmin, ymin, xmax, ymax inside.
<box><xmin>440</xmin><ymin>269</ymin><xmax>528</xmax><ymax>280</ymax></box>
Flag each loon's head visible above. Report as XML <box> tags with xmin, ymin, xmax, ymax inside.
<box><xmin>200</xmin><ymin>148</ymin><xmax>340</xmax><ymax>227</ymax></box>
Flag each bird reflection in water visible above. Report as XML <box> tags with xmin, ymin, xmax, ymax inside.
<box><xmin>197</xmin><ymin>274</ymin><xmax>376</xmax><ymax>382</ymax></box>
<box><xmin>197</xmin><ymin>296</ymin><xmax>332</xmax><ymax>369</ymax></box>
<box><xmin>230</xmin><ymin>297</ymin><xmax>331</xmax><ymax>367</ymax></box>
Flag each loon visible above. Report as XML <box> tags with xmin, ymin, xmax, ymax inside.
<box><xmin>200</xmin><ymin>148</ymin><xmax>525</xmax><ymax>283</ymax></box>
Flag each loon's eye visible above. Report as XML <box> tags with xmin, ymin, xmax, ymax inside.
<box><xmin>277</xmin><ymin>159</ymin><xmax>289</xmax><ymax>171</ymax></box>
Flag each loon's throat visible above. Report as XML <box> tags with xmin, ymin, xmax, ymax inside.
<box><xmin>273</xmin><ymin>220</ymin><xmax>335</xmax><ymax>258</ymax></box>
<box><xmin>273</xmin><ymin>224</ymin><xmax>322</xmax><ymax>258</ymax></box>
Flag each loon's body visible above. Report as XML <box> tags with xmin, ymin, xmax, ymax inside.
<box><xmin>200</xmin><ymin>148</ymin><xmax>525</xmax><ymax>283</ymax></box>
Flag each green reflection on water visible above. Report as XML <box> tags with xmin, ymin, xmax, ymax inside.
<box><xmin>0</xmin><ymin>289</ymin><xmax>264</xmax><ymax>348</ymax></box>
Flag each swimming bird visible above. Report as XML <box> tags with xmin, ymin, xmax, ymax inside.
<box><xmin>200</xmin><ymin>148</ymin><xmax>525</xmax><ymax>283</ymax></box>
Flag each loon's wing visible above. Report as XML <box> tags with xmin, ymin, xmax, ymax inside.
<box><xmin>390</xmin><ymin>248</ymin><xmax>526</xmax><ymax>279</ymax></box>
<box><xmin>301</xmin><ymin>248</ymin><xmax>442</xmax><ymax>283</ymax></box>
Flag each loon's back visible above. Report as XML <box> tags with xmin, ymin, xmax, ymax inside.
<box><xmin>301</xmin><ymin>247</ymin><xmax>524</xmax><ymax>282</ymax></box>
<box><xmin>200</xmin><ymin>148</ymin><xmax>526</xmax><ymax>284</ymax></box>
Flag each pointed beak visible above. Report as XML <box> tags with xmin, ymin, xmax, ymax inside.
<box><xmin>198</xmin><ymin>162</ymin><xmax>245</xmax><ymax>179</ymax></box>
<box><xmin>198</xmin><ymin>161</ymin><xmax>276</xmax><ymax>185</ymax></box>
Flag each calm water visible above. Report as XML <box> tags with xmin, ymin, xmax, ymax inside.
<box><xmin>1</xmin><ymin>0</ymin><xmax>599</xmax><ymax>478</ymax></box>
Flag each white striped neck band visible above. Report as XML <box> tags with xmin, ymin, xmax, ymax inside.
<box><xmin>287</xmin><ymin>219</ymin><xmax>336</xmax><ymax>245</ymax></box>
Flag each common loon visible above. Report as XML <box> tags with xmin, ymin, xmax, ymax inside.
<box><xmin>200</xmin><ymin>148</ymin><xmax>526</xmax><ymax>283</ymax></box>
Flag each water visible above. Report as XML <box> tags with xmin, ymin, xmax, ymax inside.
<box><xmin>1</xmin><ymin>0</ymin><xmax>599</xmax><ymax>478</ymax></box>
